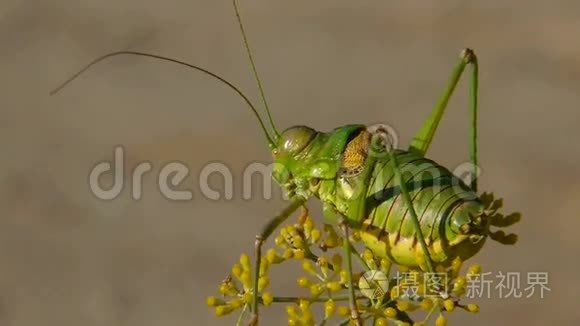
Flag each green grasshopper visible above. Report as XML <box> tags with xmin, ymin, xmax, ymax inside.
<box><xmin>51</xmin><ymin>1</ymin><xmax>520</xmax><ymax>325</ymax></box>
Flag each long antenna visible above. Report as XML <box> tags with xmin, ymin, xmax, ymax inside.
<box><xmin>49</xmin><ymin>50</ymin><xmax>276</xmax><ymax>148</ymax></box>
<box><xmin>233</xmin><ymin>0</ymin><xmax>280</xmax><ymax>139</ymax></box>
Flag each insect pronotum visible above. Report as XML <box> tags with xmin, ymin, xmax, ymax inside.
<box><xmin>51</xmin><ymin>1</ymin><xmax>519</xmax><ymax>325</ymax></box>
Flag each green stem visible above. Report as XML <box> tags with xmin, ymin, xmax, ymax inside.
<box><xmin>348</xmin><ymin>242</ymin><xmax>371</xmax><ymax>272</ymax></box>
<box><xmin>338</xmin><ymin>318</ymin><xmax>351</xmax><ymax>326</ymax></box>
<box><xmin>423</xmin><ymin>300</ymin><xmax>440</xmax><ymax>324</ymax></box>
<box><xmin>342</xmin><ymin>223</ymin><xmax>363</xmax><ymax>325</ymax></box>
<box><xmin>235</xmin><ymin>304</ymin><xmax>248</xmax><ymax>326</ymax></box>
<box><xmin>272</xmin><ymin>295</ymin><xmax>366</xmax><ymax>303</ymax></box>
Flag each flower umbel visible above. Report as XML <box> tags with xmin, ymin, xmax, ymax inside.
<box><xmin>206</xmin><ymin>193</ymin><xmax>520</xmax><ymax>325</ymax></box>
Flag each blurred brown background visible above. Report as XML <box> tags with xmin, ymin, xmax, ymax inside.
<box><xmin>1</xmin><ymin>0</ymin><xmax>579</xmax><ymax>325</ymax></box>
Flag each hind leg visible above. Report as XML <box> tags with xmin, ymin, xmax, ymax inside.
<box><xmin>408</xmin><ymin>48</ymin><xmax>480</xmax><ymax>191</ymax></box>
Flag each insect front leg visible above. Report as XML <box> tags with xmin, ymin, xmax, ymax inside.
<box><xmin>408</xmin><ymin>48</ymin><xmax>480</xmax><ymax>191</ymax></box>
<box><xmin>248</xmin><ymin>198</ymin><xmax>305</xmax><ymax>326</ymax></box>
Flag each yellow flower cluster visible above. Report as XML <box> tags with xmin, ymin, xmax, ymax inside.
<box><xmin>206</xmin><ymin>253</ymin><xmax>273</xmax><ymax>319</ymax></box>
<box><xmin>206</xmin><ymin>192</ymin><xmax>520</xmax><ymax>325</ymax></box>
<box><xmin>380</xmin><ymin>255</ymin><xmax>483</xmax><ymax>325</ymax></box>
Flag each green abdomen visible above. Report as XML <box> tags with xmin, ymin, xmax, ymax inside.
<box><xmin>359</xmin><ymin>150</ymin><xmax>484</xmax><ymax>268</ymax></box>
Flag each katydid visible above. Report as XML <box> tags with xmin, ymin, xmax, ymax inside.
<box><xmin>50</xmin><ymin>1</ymin><xmax>520</xmax><ymax>325</ymax></box>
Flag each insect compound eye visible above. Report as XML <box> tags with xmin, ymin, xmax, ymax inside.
<box><xmin>277</xmin><ymin>126</ymin><xmax>317</xmax><ymax>156</ymax></box>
